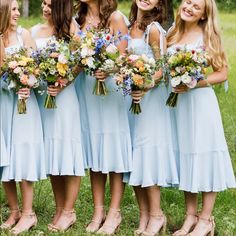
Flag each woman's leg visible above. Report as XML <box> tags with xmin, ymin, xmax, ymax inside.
<box><xmin>86</xmin><ymin>170</ymin><xmax>107</xmax><ymax>232</ymax></box>
<box><xmin>97</xmin><ymin>172</ymin><xmax>124</xmax><ymax>234</ymax></box>
<box><xmin>52</xmin><ymin>176</ymin><xmax>81</xmax><ymax>229</ymax></box>
<box><xmin>188</xmin><ymin>192</ymin><xmax>217</xmax><ymax>236</ymax></box>
<box><xmin>49</xmin><ymin>175</ymin><xmax>65</xmax><ymax>225</ymax></box>
<box><xmin>143</xmin><ymin>186</ymin><xmax>166</xmax><ymax>235</ymax></box>
<box><xmin>11</xmin><ymin>181</ymin><xmax>37</xmax><ymax>233</ymax></box>
<box><xmin>1</xmin><ymin>181</ymin><xmax>20</xmax><ymax>228</ymax></box>
<box><xmin>133</xmin><ymin>186</ymin><xmax>149</xmax><ymax>235</ymax></box>
<box><xmin>173</xmin><ymin>191</ymin><xmax>198</xmax><ymax>236</ymax></box>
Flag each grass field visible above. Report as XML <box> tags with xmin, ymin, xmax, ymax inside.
<box><xmin>1</xmin><ymin>2</ymin><xmax>236</xmax><ymax>236</ymax></box>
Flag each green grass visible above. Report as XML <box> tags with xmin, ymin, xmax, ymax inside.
<box><xmin>1</xmin><ymin>3</ymin><xmax>236</xmax><ymax>236</ymax></box>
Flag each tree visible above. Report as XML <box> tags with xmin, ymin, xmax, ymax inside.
<box><xmin>22</xmin><ymin>0</ymin><xmax>29</xmax><ymax>18</ymax></box>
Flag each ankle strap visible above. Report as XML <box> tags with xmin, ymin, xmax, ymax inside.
<box><xmin>186</xmin><ymin>213</ymin><xmax>198</xmax><ymax>218</ymax></box>
<box><xmin>109</xmin><ymin>208</ymin><xmax>120</xmax><ymax>213</ymax></box>
<box><xmin>198</xmin><ymin>216</ymin><xmax>214</xmax><ymax>222</ymax></box>
<box><xmin>62</xmin><ymin>209</ymin><xmax>75</xmax><ymax>215</ymax></box>
<box><xmin>10</xmin><ymin>209</ymin><xmax>20</xmax><ymax>213</ymax></box>
<box><xmin>149</xmin><ymin>211</ymin><xmax>165</xmax><ymax>218</ymax></box>
<box><xmin>22</xmin><ymin>211</ymin><xmax>36</xmax><ymax>217</ymax></box>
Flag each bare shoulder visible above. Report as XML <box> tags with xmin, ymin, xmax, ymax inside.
<box><xmin>109</xmin><ymin>10</ymin><xmax>125</xmax><ymax>24</ymax></box>
<box><xmin>149</xmin><ymin>24</ymin><xmax>161</xmax><ymax>40</ymax></box>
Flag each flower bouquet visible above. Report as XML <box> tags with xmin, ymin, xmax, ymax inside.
<box><xmin>70</xmin><ymin>28</ymin><xmax>124</xmax><ymax>96</ymax></box>
<box><xmin>1</xmin><ymin>48</ymin><xmax>39</xmax><ymax>114</ymax></box>
<box><xmin>166</xmin><ymin>47</ymin><xmax>208</xmax><ymax>107</ymax></box>
<box><xmin>115</xmin><ymin>54</ymin><xmax>156</xmax><ymax>114</ymax></box>
<box><xmin>36</xmin><ymin>38</ymin><xmax>75</xmax><ymax>108</ymax></box>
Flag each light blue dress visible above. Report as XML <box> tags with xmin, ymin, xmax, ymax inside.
<box><xmin>124</xmin><ymin>22</ymin><xmax>179</xmax><ymax>187</ymax></box>
<box><xmin>1</xmin><ymin>27</ymin><xmax>47</xmax><ymax>182</ymax></box>
<box><xmin>74</xmin><ymin>58</ymin><xmax>132</xmax><ymax>174</ymax></box>
<box><xmin>167</xmin><ymin>37</ymin><xmax>236</xmax><ymax>192</ymax></box>
<box><xmin>31</xmin><ymin>24</ymin><xmax>86</xmax><ymax>176</ymax></box>
<box><xmin>0</xmin><ymin>130</ymin><xmax>9</xmax><ymax>178</ymax></box>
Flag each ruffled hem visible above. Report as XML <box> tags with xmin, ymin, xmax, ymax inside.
<box><xmin>45</xmin><ymin>139</ymin><xmax>86</xmax><ymax>176</ymax></box>
<box><xmin>125</xmin><ymin>146</ymin><xmax>179</xmax><ymax>187</ymax></box>
<box><xmin>83</xmin><ymin>132</ymin><xmax>132</xmax><ymax>174</ymax></box>
<box><xmin>1</xmin><ymin>143</ymin><xmax>47</xmax><ymax>182</ymax></box>
<box><xmin>178</xmin><ymin>150</ymin><xmax>236</xmax><ymax>193</ymax></box>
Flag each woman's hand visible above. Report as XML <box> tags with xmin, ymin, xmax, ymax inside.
<box><xmin>173</xmin><ymin>84</ymin><xmax>189</xmax><ymax>93</ymax></box>
<box><xmin>47</xmin><ymin>85</ymin><xmax>63</xmax><ymax>97</ymax></box>
<box><xmin>94</xmin><ymin>70</ymin><xmax>108</xmax><ymax>81</ymax></box>
<box><xmin>131</xmin><ymin>90</ymin><xmax>144</xmax><ymax>104</ymax></box>
<box><xmin>18</xmin><ymin>88</ymin><xmax>30</xmax><ymax>99</ymax></box>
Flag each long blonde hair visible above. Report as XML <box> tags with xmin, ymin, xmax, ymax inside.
<box><xmin>167</xmin><ymin>0</ymin><xmax>227</xmax><ymax>70</ymax></box>
<box><xmin>0</xmin><ymin>0</ymin><xmax>12</xmax><ymax>66</ymax></box>
<box><xmin>0</xmin><ymin>0</ymin><xmax>11</xmax><ymax>34</ymax></box>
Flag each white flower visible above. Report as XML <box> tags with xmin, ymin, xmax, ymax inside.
<box><xmin>27</xmin><ymin>74</ymin><xmax>38</xmax><ymax>88</ymax></box>
<box><xmin>171</xmin><ymin>76</ymin><xmax>181</xmax><ymax>87</ymax></box>
<box><xmin>81</xmin><ymin>47</ymin><xmax>95</xmax><ymax>58</ymax></box>
<box><xmin>86</xmin><ymin>57</ymin><xmax>95</xmax><ymax>69</ymax></box>
<box><xmin>58</xmin><ymin>54</ymin><xmax>68</xmax><ymax>64</ymax></box>
<box><xmin>148</xmin><ymin>57</ymin><xmax>156</xmax><ymax>66</ymax></box>
<box><xmin>8</xmin><ymin>80</ymin><xmax>16</xmax><ymax>89</ymax></box>
<box><xmin>106</xmin><ymin>44</ymin><xmax>118</xmax><ymax>54</ymax></box>
<box><xmin>181</xmin><ymin>73</ymin><xmax>192</xmax><ymax>84</ymax></box>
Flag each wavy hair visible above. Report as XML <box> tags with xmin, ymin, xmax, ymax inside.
<box><xmin>129</xmin><ymin>0</ymin><xmax>167</xmax><ymax>31</ymax></box>
<box><xmin>0</xmin><ymin>0</ymin><xmax>11</xmax><ymax>34</ymax></box>
<box><xmin>167</xmin><ymin>0</ymin><xmax>227</xmax><ymax>70</ymax></box>
<box><xmin>51</xmin><ymin>0</ymin><xmax>73</xmax><ymax>40</ymax></box>
<box><xmin>74</xmin><ymin>0</ymin><xmax>117</xmax><ymax>29</ymax></box>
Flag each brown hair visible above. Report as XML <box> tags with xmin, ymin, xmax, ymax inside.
<box><xmin>51</xmin><ymin>0</ymin><xmax>73</xmax><ymax>40</ymax></box>
<box><xmin>167</xmin><ymin>0</ymin><xmax>227</xmax><ymax>70</ymax></box>
<box><xmin>0</xmin><ymin>0</ymin><xmax>11</xmax><ymax>34</ymax></box>
<box><xmin>129</xmin><ymin>0</ymin><xmax>166</xmax><ymax>31</ymax></box>
<box><xmin>74</xmin><ymin>0</ymin><xmax>117</xmax><ymax>29</ymax></box>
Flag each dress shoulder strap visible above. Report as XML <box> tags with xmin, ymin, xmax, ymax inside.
<box><xmin>146</xmin><ymin>21</ymin><xmax>166</xmax><ymax>55</ymax></box>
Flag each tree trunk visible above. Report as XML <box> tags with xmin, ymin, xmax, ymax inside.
<box><xmin>163</xmin><ymin>0</ymin><xmax>175</xmax><ymax>31</ymax></box>
<box><xmin>22</xmin><ymin>0</ymin><xmax>29</xmax><ymax>18</ymax></box>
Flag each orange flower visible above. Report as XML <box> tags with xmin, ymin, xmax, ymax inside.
<box><xmin>139</xmin><ymin>66</ymin><xmax>145</xmax><ymax>73</ymax></box>
<box><xmin>135</xmin><ymin>60</ymin><xmax>144</xmax><ymax>69</ymax></box>
<box><xmin>132</xmin><ymin>74</ymin><xmax>144</xmax><ymax>86</ymax></box>
<box><xmin>50</xmin><ymin>52</ymin><xmax>60</xmax><ymax>58</ymax></box>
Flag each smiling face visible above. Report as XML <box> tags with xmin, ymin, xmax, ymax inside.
<box><xmin>41</xmin><ymin>0</ymin><xmax>52</xmax><ymax>20</ymax></box>
<box><xmin>10</xmin><ymin>0</ymin><xmax>20</xmax><ymax>27</ymax></box>
<box><xmin>136</xmin><ymin>0</ymin><xmax>159</xmax><ymax>11</ymax></box>
<box><xmin>180</xmin><ymin>0</ymin><xmax>205</xmax><ymax>23</ymax></box>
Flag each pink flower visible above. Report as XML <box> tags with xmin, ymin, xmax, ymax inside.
<box><xmin>13</xmin><ymin>67</ymin><xmax>22</xmax><ymax>74</ymax></box>
<box><xmin>9</xmin><ymin>61</ymin><xmax>18</xmax><ymax>69</ymax></box>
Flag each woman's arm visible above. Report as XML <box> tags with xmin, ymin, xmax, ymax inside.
<box><xmin>22</xmin><ymin>28</ymin><xmax>36</xmax><ymax>51</ymax></box>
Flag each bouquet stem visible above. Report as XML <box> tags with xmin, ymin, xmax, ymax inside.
<box><xmin>44</xmin><ymin>94</ymin><xmax>57</xmax><ymax>109</ymax></box>
<box><xmin>93</xmin><ymin>80</ymin><xmax>108</xmax><ymax>96</ymax></box>
<box><xmin>166</xmin><ymin>92</ymin><xmax>178</xmax><ymax>107</ymax></box>
<box><xmin>17</xmin><ymin>98</ymin><xmax>27</xmax><ymax>114</ymax></box>
<box><xmin>129</xmin><ymin>100</ymin><xmax>142</xmax><ymax>114</ymax></box>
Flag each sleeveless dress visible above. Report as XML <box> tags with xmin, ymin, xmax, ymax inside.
<box><xmin>31</xmin><ymin>24</ymin><xmax>86</xmax><ymax>176</ymax></box>
<box><xmin>124</xmin><ymin>22</ymin><xmax>179</xmax><ymax>187</ymax></box>
<box><xmin>74</xmin><ymin>29</ymin><xmax>132</xmax><ymax>174</ymax></box>
<box><xmin>1</xmin><ymin>27</ymin><xmax>47</xmax><ymax>182</ymax></box>
<box><xmin>167</xmin><ymin>37</ymin><xmax>236</xmax><ymax>192</ymax></box>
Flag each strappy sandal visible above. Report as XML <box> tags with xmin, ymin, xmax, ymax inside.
<box><xmin>0</xmin><ymin>209</ymin><xmax>21</xmax><ymax>230</ymax></box>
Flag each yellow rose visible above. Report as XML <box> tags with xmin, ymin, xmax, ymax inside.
<box><xmin>139</xmin><ymin>66</ymin><xmax>145</xmax><ymax>73</ymax></box>
<box><xmin>135</xmin><ymin>60</ymin><xmax>144</xmax><ymax>69</ymax></box>
<box><xmin>57</xmin><ymin>62</ymin><xmax>68</xmax><ymax>77</ymax></box>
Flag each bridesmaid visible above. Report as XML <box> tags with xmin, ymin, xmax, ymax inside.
<box><xmin>74</xmin><ymin>0</ymin><xmax>132</xmax><ymax>234</ymax></box>
<box><xmin>167</xmin><ymin>0</ymin><xmax>236</xmax><ymax>235</ymax></box>
<box><xmin>30</xmin><ymin>0</ymin><xmax>86</xmax><ymax>231</ymax></box>
<box><xmin>0</xmin><ymin>0</ymin><xmax>46</xmax><ymax>235</ymax></box>
<box><xmin>0</xmin><ymin>0</ymin><xmax>10</xmax><ymax>179</ymax></box>
<box><xmin>124</xmin><ymin>0</ymin><xmax>179</xmax><ymax>235</ymax></box>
